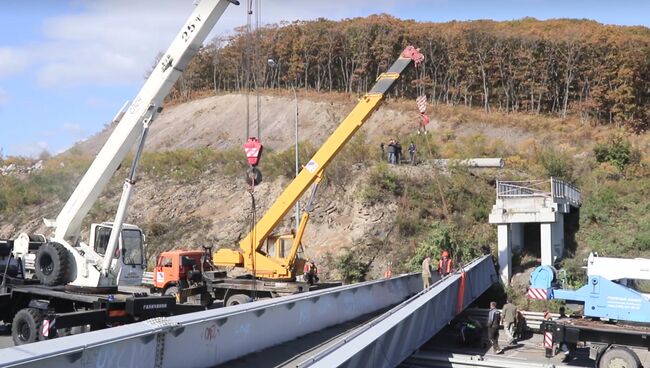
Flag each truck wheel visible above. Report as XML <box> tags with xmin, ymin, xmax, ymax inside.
<box><xmin>11</xmin><ymin>308</ymin><xmax>43</xmax><ymax>345</ymax></box>
<box><xmin>163</xmin><ymin>286</ymin><xmax>178</xmax><ymax>297</ymax></box>
<box><xmin>35</xmin><ymin>242</ymin><xmax>69</xmax><ymax>286</ymax></box>
<box><xmin>226</xmin><ymin>294</ymin><xmax>252</xmax><ymax>306</ymax></box>
<box><xmin>598</xmin><ymin>346</ymin><xmax>641</xmax><ymax>368</ymax></box>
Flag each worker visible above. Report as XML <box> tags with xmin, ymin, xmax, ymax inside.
<box><xmin>305</xmin><ymin>260</ymin><xmax>319</xmax><ymax>285</ymax></box>
<box><xmin>387</xmin><ymin>139</ymin><xmax>396</xmax><ymax>164</ymax></box>
<box><xmin>458</xmin><ymin>317</ymin><xmax>482</xmax><ymax>347</ymax></box>
<box><xmin>395</xmin><ymin>141</ymin><xmax>402</xmax><ymax>164</ymax></box>
<box><xmin>487</xmin><ymin>301</ymin><xmax>504</xmax><ymax>354</ymax></box>
<box><xmin>557</xmin><ymin>307</ymin><xmax>574</xmax><ymax>362</ymax></box>
<box><xmin>380</xmin><ymin>142</ymin><xmax>385</xmax><ymax>161</ymax></box>
<box><xmin>408</xmin><ymin>142</ymin><xmax>416</xmax><ymax>165</ymax></box>
<box><xmin>515</xmin><ymin>310</ymin><xmax>527</xmax><ymax>339</ymax></box>
<box><xmin>421</xmin><ymin>256</ymin><xmax>432</xmax><ymax>289</ymax></box>
<box><xmin>502</xmin><ymin>298</ymin><xmax>517</xmax><ymax>345</ymax></box>
<box><xmin>438</xmin><ymin>250</ymin><xmax>453</xmax><ymax>276</ymax></box>
<box><xmin>384</xmin><ymin>263</ymin><xmax>393</xmax><ymax>279</ymax></box>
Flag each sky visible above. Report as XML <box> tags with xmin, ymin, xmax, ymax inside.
<box><xmin>1</xmin><ymin>0</ymin><xmax>650</xmax><ymax>157</ymax></box>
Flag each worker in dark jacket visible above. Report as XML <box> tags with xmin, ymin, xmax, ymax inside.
<box><xmin>438</xmin><ymin>250</ymin><xmax>453</xmax><ymax>276</ymax></box>
<box><xmin>487</xmin><ymin>301</ymin><xmax>504</xmax><ymax>354</ymax></box>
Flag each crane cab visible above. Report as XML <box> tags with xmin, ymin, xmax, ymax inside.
<box><xmin>90</xmin><ymin>222</ymin><xmax>146</xmax><ymax>286</ymax></box>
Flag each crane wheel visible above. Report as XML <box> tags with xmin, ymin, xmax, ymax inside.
<box><xmin>245</xmin><ymin>167</ymin><xmax>262</xmax><ymax>186</ymax></box>
<box><xmin>226</xmin><ymin>294</ymin><xmax>253</xmax><ymax>306</ymax></box>
<box><xmin>34</xmin><ymin>242</ymin><xmax>70</xmax><ymax>286</ymax></box>
<box><xmin>11</xmin><ymin>308</ymin><xmax>44</xmax><ymax>346</ymax></box>
<box><xmin>598</xmin><ymin>346</ymin><xmax>641</xmax><ymax>368</ymax></box>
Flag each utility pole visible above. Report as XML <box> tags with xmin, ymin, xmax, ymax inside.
<box><xmin>293</xmin><ymin>85</ymin><xmax>299</xmax><ymax>232</ymax></box>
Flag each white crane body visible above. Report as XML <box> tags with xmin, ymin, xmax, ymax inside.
<box><xmin>15</xmin><ymin>0</ymin><xmax>237</xmax><ymax>289</ymax></box>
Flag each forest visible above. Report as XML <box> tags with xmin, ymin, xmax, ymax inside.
<box><xmin>171</xmin><ymin>15</ymin><xmax>650</xmax><ymax>132</ymax></box>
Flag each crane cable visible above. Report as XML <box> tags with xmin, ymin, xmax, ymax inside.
<box><xmin>416</xmin><ymin>58</ymin><xmax>449</xmax><ymax>219</ymax></box>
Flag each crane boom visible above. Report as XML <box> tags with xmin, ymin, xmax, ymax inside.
<box><xmin>214</xmin><ymin>46</ymin><xmax>424</xmax><ymax>279</ymax></box>
<box><xmin>54</xmin><ymin>0</ymin><xmax>235</xmax><ymax>243</ymax></box>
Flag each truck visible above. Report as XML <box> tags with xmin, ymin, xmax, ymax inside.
<box><xmin>529</xmin><ymin>252</ymin><xmax>650</xmax><ymax>368</ymax></box>
<box><xmin>157</xmin><ymin>46</ymin><xmax>426</xmax><ymax>306</ymax></box>
<box><xmin>0</xmin><ymin>0</ymin><xmax>239</xmax><ymax>345</ymax></box>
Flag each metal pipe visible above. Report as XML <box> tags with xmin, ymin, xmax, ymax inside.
<box><xmin>433</xmin><ymin>158</ymin><xmax>505</xmax><ymax>168</ymax></box>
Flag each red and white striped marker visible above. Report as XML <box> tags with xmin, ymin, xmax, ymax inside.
<box><xmin>527</xmin><ymin>287</ymin><xmax>548</xmax><ymax>300</ymax></box>
<box><xmin>544</xmin><ymin>331</ymin><xmax>553</xmax><ymax>349</ymax></box>
<box><xmin>416</xmin><ymin>95</ymin><xmax>427</xmax><ymax>113</ymax></box>
<box><xmin>42</xmin><ymin>319</ymin><xmax>50</xmax><ymax>338</ymax></box>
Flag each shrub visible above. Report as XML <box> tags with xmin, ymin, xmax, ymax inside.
<box><xmin>593</xmin><ymin>135</ymin><xmax>640</xmax><ymax>172</ymax></box>
<box><xmin>335</xmin><ymin>249</ymin><xmax>371</xmax><ymax>283</ymax></box>
<box><xmin>535</xmin><ymin>147</ymin><xmax>575</xmax><ymax>183</ymax></box>
<box><xmin>360</xmin><ymin>163</ymin><xmax>404</xmax><ymax>204</ymax></box>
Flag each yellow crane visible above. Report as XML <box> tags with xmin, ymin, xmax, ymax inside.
<box><xmin>214</xmin><ymin>46</ymin><xmax>425</xmax><ymax>281</ymax></box>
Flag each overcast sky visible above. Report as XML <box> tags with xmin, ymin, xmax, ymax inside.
<box><xmin>1</xmin><ymin>0</ymin><xmax>650</xmax><ymax>157</ymax></box>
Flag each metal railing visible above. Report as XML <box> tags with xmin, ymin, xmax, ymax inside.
<box><xmin>550</xmin><ymin>177</ymin><xmax>582</xmax><ymax>206</ymax></box>
<box><xmin>496</xmin><ymin>178</ymin><xmax>581</xmax><ymax>207</ymax></box>
<box><xmin>460</xmin><ymin>308</ymin><xmax>558</xmax><ymax>331</ymax></box>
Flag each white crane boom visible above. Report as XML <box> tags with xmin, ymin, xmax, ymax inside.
<box><xmin>54</xmin><ymin>0</ymin><xmax>234</xmax><ymax>243</ymax></box>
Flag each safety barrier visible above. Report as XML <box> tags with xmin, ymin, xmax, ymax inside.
<box><xmin>460</xmin><ymin>308</ymin><xmax>559</xmax><ymax>332</ymax></box>
<box><xmin>0</xmin><ymin>271</ymin><xmax>421</xmax><ymax>368</ymax></box>
<box><xmin>298</xmin><ymin>255</ymin><xmax>497</xmax><ymax>368</ymax></box>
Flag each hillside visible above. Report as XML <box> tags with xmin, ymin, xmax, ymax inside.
<box><xmin>1</xmin><ymin>91</ymin><xmax>648</xmax><ymax>285</ymax></box>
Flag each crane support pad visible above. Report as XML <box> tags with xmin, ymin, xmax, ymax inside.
<box><xmin>0</xmin><ymin>269</ymin><xmax>424</xmax><ymax>367</ymax></box>
<box><xmin>302</xmin><ymin>255</ymin><xmax>497</xmax><ymax>368</ymax></box>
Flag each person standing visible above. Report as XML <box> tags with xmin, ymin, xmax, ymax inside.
<box><xmin>387</xmin><ymin>139</ymin><xmax>396</xmax><ymax>164</ymax></box>
<box><xmin>395</xmin><ymin>141</ymin><xmax>402</xmax><ymax>164</ymax></box>
<box><xmin>487</xmin><ymin>301</ymin><xmax>504</xmax><ymax>354</ymax></box>
<box><xmin>438</xmin><ymin>250</ymin><xmax>453</xmax><ymax>276</ymax></box>
<box><xmin>408</xmin><ymin>142</ymin><xmax>416</xmax><ymax>165</ymax></box>
<box><xmin>421</xmin><ymin>256</ymin><xmax>432</xmax><ymax>289</ymax></box>
<box><xmin>502</xmin><ymin>299</ymin><xmax>517</xmax><ymax>345</ymax></box>
<box><xmin>379</xmin><ymin>142</ymin><xmax>385</xmax><ymax>161</ymax></box>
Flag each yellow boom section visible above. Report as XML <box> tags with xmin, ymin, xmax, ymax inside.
<box><xmin>214</xmin><ymin>47</ymin><xmax>423</xmax><ymax>279</ymax></box>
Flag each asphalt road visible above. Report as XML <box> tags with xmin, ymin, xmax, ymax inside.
<box><xmin>0</xmin><ymin>324</ymin><xmax>12</xmax><ymax>349</ymax></box>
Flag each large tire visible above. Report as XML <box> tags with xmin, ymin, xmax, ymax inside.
<box><xmin>11</xmin><ymin>308</ymin><xmax>43</xmax><ymax>346</ymax></box>
<box><xmin>34</xmin><ymin>242</ymin><xmax>69</xmax><ymax>286</ymax></box>
<box><xmin>163</xmin><ymin>286</ymin><xmax>178</xmax><ymax>297</ymax></box>
<box><xmin>226</xmin><ymin>294</ymin><xmax>252</xmax><ymax>307</ymax></box>
<box><xmin>599</xmin><ymin>346</ymin><xmax>641</xmax><ymax>368</ymax></box>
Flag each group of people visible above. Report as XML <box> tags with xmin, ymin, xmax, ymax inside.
<box><xmin>380</xmin><ymin>140</ymin><xmax>417</xmax><ymax>165</ymax></box>
<box><xmin>421</xmin><ymin>250</ymin><xmax>454</xmax><ymax>289</ymax></box>
<box><xmin>486</xmin><ymin>299</ymin><xmax>520</xmax><ymax>354</ymax></box>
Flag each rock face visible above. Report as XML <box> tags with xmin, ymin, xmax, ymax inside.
<box><xmin>0</xmin><ymin>94</ymin><xmax>417</xmax><ymax>276</ymax></box>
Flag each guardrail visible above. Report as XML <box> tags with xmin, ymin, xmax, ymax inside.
<box><xmin>0</xmin><ymin>270</ymin><xmax>422</xmax><ymax>368</ymax></box>
<box><xmin>459</xmin><ymin>308</ymin><xmax>558</xmax><ymax>331</ymax></box>
<box><xmin>496</xmin><ymin>178</ymin><xmax>581</xmax><ymax>207</ymax></box>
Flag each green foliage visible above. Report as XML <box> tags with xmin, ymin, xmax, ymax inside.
<box><xmin>593</xmin><ymin>135</ymin><xmax>640</xmax><ymax>171</ymax></box>
<box><xmin>141</xmin><ymin>147</ymin><xmax>226</xmax><ymax>181</ymax></box>
<box><xmin>259</xmin><ymin>141</ymin><xmax>317</xmax><ymax>179</ymax></box>
<box><xmin>535</xmin><ymin>148</ymin><xmax>575</xmax><ymax>183</ymax></box>
<box><xmin>335</xmin><ymin>249</ymin><xmax>371</xmax><ymax>283</ymax></box>
<box><xmin>360</xmin><ymin>162</ymin><xmax>403</xmax><ymax>205</ymax></box>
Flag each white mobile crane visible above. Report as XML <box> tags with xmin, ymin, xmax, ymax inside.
<box><xmin>10</xmin><ymin>0</ymin><xmax>238</xmax><ymax>291</ymax></box>
<box><xmin>1</xmin><ymin>0</ymin><xmax>240</xmax><ymax>345</ymax></box>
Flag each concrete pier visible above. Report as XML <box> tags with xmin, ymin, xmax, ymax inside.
<box><xmin>489</xmin><ymin>178</ymin><xmax>581</xmax><ymax>285</ymax></box>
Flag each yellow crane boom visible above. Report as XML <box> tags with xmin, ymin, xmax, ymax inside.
<box><xmin>214</xmin><ymin>46</ymin><xmax>425</xmax><ymax>280</ymax></box>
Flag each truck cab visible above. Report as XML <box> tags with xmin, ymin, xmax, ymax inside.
<box><xmin>153</xmin><ymin>250</ymin><xmax>204</xmax><ymax>295</ymax></box>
